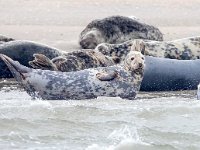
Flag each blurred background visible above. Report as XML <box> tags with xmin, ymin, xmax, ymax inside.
<box><xmin>0</xmin><ymin>0</ymin><xmax>200</xmax><ymax>51</ymax></box>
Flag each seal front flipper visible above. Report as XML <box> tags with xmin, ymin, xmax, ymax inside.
<box><xmin>96</xmin><ymin>70</ymin><xmax>119</xmax><ymax>81</ymax></box>
<box><xmin>29</xmin><ymin>54</ymin><xmax>58</xmax><ymax>71</ymax></box>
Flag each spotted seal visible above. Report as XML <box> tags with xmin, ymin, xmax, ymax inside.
<box><xmin>0</xmin><ymin>51</ymin><xmax>145</xmax><ymax>100</ymax></box>
<box><xmin>29</xmin><ymin>42</ymin><xmax>200</xmax><ymax>92</ymax></box>
<box><xmin>29</xmin><ymin>36</ymin><xmax>200</xmax><ymax>72</ymax></box>
<box><xmin>29</xmin><ymin>49</ymin><xmax>115</xmax><ymax>72</ymax></box>
<box><xmin>96</xmin><ymin>36</ymin><xmax>200</xmax><ymax>60</ymax></box>
<box><xmin>28</xmin><ymin>40</ymin><xmax>140</xmax><ymax>72</ymax></box>
<box><xmin>0</xmin><ymin>40</ymin><xmax>62</xmax><ymax>78</ymax></box>
<box><xmin>79</xmin><ymin>15</ymin><xmax>163</xmax><ymax>49</ymax></box>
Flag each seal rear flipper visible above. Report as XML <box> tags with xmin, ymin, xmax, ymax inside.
<box><xmin>29</xmin><ymin>54</ymin><xmax>58</xmax><ymax>71</ymax></box>
<box><xmin>96</xmin><ymin>70</ymin><xmax>118</xmax><ymax>81</ymax></box>
<box><xmin>0</xmin><ymin>54</ymin><xmax>31</xmax><ymax>82</ymax></box>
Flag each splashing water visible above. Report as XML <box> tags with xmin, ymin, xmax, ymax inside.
<box><xmin>0</xmin><ymin>80</ymin><xmax>199</xmax><ymax>150</ymax></box>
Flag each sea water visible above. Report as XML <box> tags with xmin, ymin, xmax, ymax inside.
<box><xmin>0</xmin><ymin>79</ymin><xmax>199</xmax><ymax>150</ymax></box>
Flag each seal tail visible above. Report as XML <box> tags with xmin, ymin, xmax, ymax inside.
<box><xmin>0</xmin><ymin>54</ymin><xmax>31</xmax><ymax>82</ymax></box>
<box><xmin>29</xmin><ymin>54</ymin><xmax>58</xmax><ymax>71</ymax></box>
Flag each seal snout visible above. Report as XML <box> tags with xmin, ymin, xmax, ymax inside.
<box><xmin>139</xmin><ymin>62</ymin><xmax>143</xmax><ymax>68</ymax></box>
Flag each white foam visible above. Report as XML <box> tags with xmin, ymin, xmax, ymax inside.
<box><xmin>86</xmin><ymin>125</ymin><xmax>151</xmax><ymax>150</ymax></box>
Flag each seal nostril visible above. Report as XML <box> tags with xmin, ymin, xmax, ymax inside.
<box><xmin>139</xmin><ymin>63</ymin><xmax>143</xmax><ymax>67</ymax></box>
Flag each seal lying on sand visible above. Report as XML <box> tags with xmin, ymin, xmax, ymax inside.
<box><xmin>143</xmin><ymin>36</ymin><xmax>200</xmax><ymax>60</ymax></box>
<box><xmin>29</xmin><ymin>50</ymin><xmax>115</xmax><ymax>72</ymax></box>
<box><xmin>30</xmin><ymin>49</ymin><xmax>200</xmax><ymax>92</ymax></box>
<box><xmin>79</xmin><ymin>15</ymin><xmax>163</xmax><ymax>49</ymax></box>
<box><xmin>141</xmin><ymin>56</ymin><xmax>200</xmax><ymax>91</ymax></box>
<box><xmin>0</xmin><ymin>40</ymin><xmax>62</xmax><ymax>78</ymax></box>
<box><xmin>31</xmin><ymin>36</ymin><xmax>200</xmax><ymax>72</ymax></box>
<box><xmin>0</xmin><ymin>51</ymin><xmax>145</xmax><ymax>100</ymax></box>
<box><xmin>96</xmin><ymin>36</ymin><xmax>200</xmax><ymax>60</ymax></box>
<box><xmin>197</xmin><ymin>84</ymin><xmax>200</xmax><ymax>99</ymax></box>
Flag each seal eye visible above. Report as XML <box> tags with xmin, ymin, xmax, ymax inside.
<box><xmin>141</xmin><ymin>57</ymin><xmax>144</xmax><ymax>60</ymax></box>
<box><xmin>131</xmin><ymin>57</ymin><xmax>134</xmax><ymax>60</ymax></box>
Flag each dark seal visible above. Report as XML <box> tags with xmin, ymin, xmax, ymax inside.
<box><xmin>141</xmin><ymin>56</ymin><xmax>200</xmax><ymax>91</ymax></box>
<box><xmin>0</xmin><ymin>40</ymin><xmax>62</xmax><ymax>78</ymax></box>
<box><xmin>79</xmin><ymin>15</ymin><xmax>163</xmax><ymax>49</ymax></box>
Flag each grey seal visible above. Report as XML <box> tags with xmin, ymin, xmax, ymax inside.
<box><xmin>0</xmin><ymin>51</ymin><xmax>145</xmax><ymax>100</ymax></box>
<box><xmin>30</xmin><ymin>36</ymin><xmax>200</xmax><ymax>72</ymax></box>
<box><xmin>141</xmin><ymin>56</ymin><xmax>200</xmax><ymax>91</ymax></box>
<box><xmin>30</xmin><ymin>47</ymin><xmax>200</xmax><ymax>92</ymax></box>
<box><xmin>96</xmin><ymin>36</ymin><xmax>200</xmax><ymax>61</ymax></box>
<box><xmin>79</xmin><ymin>15</ymin><xmax>163</xmax><ymax>49</ymax></box>
<box><xmin>0</xmin><ymin>40</ymin><xmax>62</xmax><ymax>78</ymax></box>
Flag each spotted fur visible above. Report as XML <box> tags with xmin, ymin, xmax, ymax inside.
<box><xmin>79</xmin><ymin>16</ymin><xmax>163</xmax><ymax>49</ymax></box>
<box><xmin>0</xmin><ymin>51</ymin><xmax>145</xmax><ymax>100</ymax></box>
<box><xmin>96</xmin><ymin>36</ymin><xmax>200</xmax><ymax>61</ymax></box>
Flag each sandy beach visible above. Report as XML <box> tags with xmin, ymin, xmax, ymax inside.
<box><xmin>1</xmin><ymin>1</ymin><xmax>200</xmax><ymax>149</ymax></box>
<box><xmin>0</xmin><ymin>0</ymin><xmax>200</xmax><ymax>51</ymax></box>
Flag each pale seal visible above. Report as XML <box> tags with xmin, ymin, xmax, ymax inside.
<box><xmin>79</xmin><ymin>15</ymin><xmax>163</xmax><ymax>49</ymax></box>
<box><xmin>0</xmin><ymin>40</ymin><xmax>62</xmax><ymax>78</ymax></box>
<box><xmin>142</xmin><ymin>36</ymin><xmax>200</xmax><ymax>60</ymax></box>
<box><xmin>95</xmin><ymin>36</ymin><xmax>200</xmax><ymax>60</ymax></box>
<box><xmin>0</xmin><ymin>51</ymin><xmax>145</xmax><ymax>100</ymax></box>
<box><xmin>28</xmin><ymin>40</ymin><xmax>141</xmax><ymax>72</ymax></box>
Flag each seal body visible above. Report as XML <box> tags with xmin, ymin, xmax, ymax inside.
<box><xmin>143</xmin><ymin>36</ymin><xmax>200</xmax><ymax>60</ymax></box>
<box><xmin>141</xmin><ymin>56</ymin><xmax>200</xmax><ymax>91</ymax></box>
<box><xmin>30</xmin><ymin>36</ymin><xmax>200</xmax><ymax>73</ymax></box>
<box><xmin>0</xmin><ymin>51</ymin><xmax>145</xmax><ymax>100</ymax></box>
<box><xmin>31</xmin><ymin>54</ymin><xmax>200</xmax><ymax>91</ymax></box>
<box><xmin>0</xmin><ymin>35</ymin><xmax>14</xmax><ymax>44</ymax></box>
<box><xmin>96</xmin><ymin>36</ymin><xmax>200</xmax><ymax>61</ymax></box>
<box><xmin>0</xmin><ymin>40</ymin><xmax>62</xmax><ymax>78</ymax></box>
<box><xmin>29</xmin><ymin>50</ymin><xmax>115</xmax><ymax>72</ymax></box>
<box><xmin>79</xmin><ymin>16</ymin><xmax>163</xmax><ymax>49</ymax></box>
